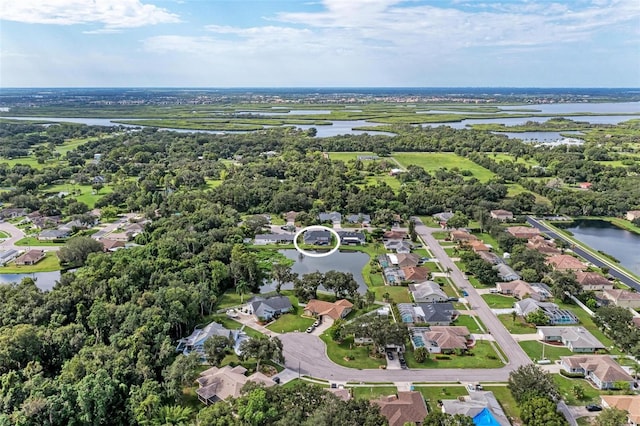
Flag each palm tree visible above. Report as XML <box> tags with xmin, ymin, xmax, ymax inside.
<box><xmin>236</xmin><ymin>279</ymin><xmax>249</xmax><ymax>303</ymax></box>
<box><xmin>153</xmin><ymin>405</ymin><xmax>193</xmax><ymax>426</ymax></box>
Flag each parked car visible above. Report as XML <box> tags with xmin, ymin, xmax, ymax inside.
<box><xmin>586</xmin><ymin>405</ymin><xmax>602</xmax><ymax>412</ymax></box>
<box><xmin>313</xmin><ymin>320</ymin><xmax>320</xmax><ymax>327</ymax></box>
<box><xmin>462</xmin><ymin>290</ymin><xmax>469</xmax><ymax>296</ymax></box>
<box><xmin>306</xmin><ymin>327</ymin><xmax>314</xmax><ymax>333</ymax></box>
<box><xmin>386</xmin><ymin>352</ymin><xmax>394</xmax><ymax>360</ymax></box>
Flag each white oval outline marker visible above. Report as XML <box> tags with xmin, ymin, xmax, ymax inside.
<box><xmin>293</xmin><ymin>225</ymin><xmax>341</xmax><ymax>258</ymax></box>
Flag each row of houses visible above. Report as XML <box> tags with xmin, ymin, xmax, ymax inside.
<box><xmin>253</xmin><ymin>230</ymin><xmax>366</xmax><ymax>246</ymax></box>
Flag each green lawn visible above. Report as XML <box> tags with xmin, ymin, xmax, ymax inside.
<box><xmin>0</xmin><ymin>231</ymin><xmax>8</xmax><ymax>239</ymax></box>
<box><xmin>431</xmin><ymin>231</ymin><xmax>449</xmax><ymax>240</ymax></box>
<box><xmin>0</xmin><ymin>251</ymin><xmax>61</xmax><ymax>273</ymax></box>
<box><xmin>497</xmin><ymin>314</ymin><xmax>537</xmax><ymax>334</ymax></box>
<box><xmin>15</xmin><ymin>237</ymin><xmax>66</xmax><ymax>246</ymax></box>
<box><xmin>475</xmin><ymin>232</ymin><xmax>502</xmax><ymax>255</ymax></box>
<box><xmin>405</xmin><ymin>341</ymin><xmax>503</xmax><ymax>369</ymax></box>
<box><xmin>319</xmin><ymin>334</ymin><xmax>385</xmax><ymax>369</ymax></box>
<box><xmin>372</xmin><ymin>285</ymin><xmax>412</xmax><ymax>303</ymax></box>
<box><xmin>351</xmin><ymin>386</ymin><xmax>398</xmax><ymax>400</ymax></box>
<box><xmin>453</xmin><ymin>315</ymin><xmax>485</xmax><ymax>333</ymax></box>
<box><xmin>481</xmin><ymin>294</ymin><xmax>515</xmax><ymax>309</ymax></box>
<box><xmin>266</xmin><ymin>314</ymin><xmax>314</xmax><ymax>334</ymax></box>
<box><xmin>553</xmin><ymin>375</ymin><xmax>604</xmax><ymax>406</ymax></box>
<box><xmin>487</xmin><ymin>153</ymin><xmax>538</xmax><ymax>167</ymax></box>
<box><xmin>413</xmin><ymin>386</ymin><xmax>468</xmax><ymax>411</ymax></box>
<box><xmin>518</xmin><ymin>341</ymin><xmax>573</xmax><ymax>361</ymax></box>
<box><xmin>363</xmin><ymin>175</ymin><xmax>402</xmax><ymax>190</ymax></box>
<box><xmin>43</xmin><ymin>183</ymin><xmax>113</xmax><ymax>209</ymax></box>
<box><xmin>483</xmin><ymin>385</ymin><xmax>520</xmax><ymax>424</ymax></box>
<box><xmin>392</xmin><ymin>153</ymin><xmax>496</xmax><ymax>183</ymax></box>
<box><xmin>327</xmin><ymin>152</ymin><xmax>379</xmax><ymax>162</ymax></box>
<box><xmin>216</xmin><ymin>290</ymin><xmax>255</xmax><ymax>310</ymax></box>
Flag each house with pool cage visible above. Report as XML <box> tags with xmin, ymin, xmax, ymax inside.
<box><xmin>397</xmin><ymin>302</ymin><xmax>456</xmax><ymax>326</ymax></box>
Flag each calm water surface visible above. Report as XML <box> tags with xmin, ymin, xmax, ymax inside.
<box><xmin>260</xmin><ymin>249</ymin><xmax>369</xmax><ymax>294</ymax></box>
<box><xmin>0</xmin><ymin>271</ymin><xmax>61</xmax><ymax>291</ymax></box>
<box><xmin>565</xmin><ymin>220</ymin><xmax>640</xmax><ymax>276</ymax></box>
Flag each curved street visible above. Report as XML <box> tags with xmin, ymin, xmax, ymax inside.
<box><xmin>0</xmin><ymin>221</ymin><xmax>61</xmax><ymax>252</ymax></box>
<box><xmin>279</xmin><ymin>218</ymin><xmax>532</xmax><ymax>383</ymax></box>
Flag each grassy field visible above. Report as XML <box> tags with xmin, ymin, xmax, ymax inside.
<box><xmin>487</xmin><ymin>153</ymin><xmax>539</xmax><ymax>167</ymax></box>
<box><xmin>372</xmin><ymin>285</ymin><xmax>412</xmax><ymax>303</ymax></box>
<box><xmin>319</xmin><ymin>334</ymin><xmax>385</xmax><ymax>369</ymax></box>
<box><xmin>497</xmin><ymin>314</ymin><xmax>537</xmax><ymax>334</ymax></box>
<box><xmin>266</xmin><ymin>314</ymin><xmax>314</xmax><ymax>334</ymax></box>
<box><xmin>351</xmin><ymin>386</ymin><xmax>398</xmax><ymax>400</ymax></box>
<box><xmin>216</xmin><ymin>290</ymin><xmax>256</xmax><ymax>310</ymax></box>
<box><xmin>481</xmin><ymin>294</ymin><xmax>515</xmax><ymax>309</ymax></box>
<box><xmin>327</xmin><ymin>152</ymin><xmax>379</xmax><ymax>162</ymax></box>
<box><xmin>453</xmin><ymin>314</ymin><xmax>485</xmax><ymax>333</ymax></box>
<box><xmin>43</xmin><ymin>183</ymin><xmax>113</xmax><ymax>208</ymax></box>
<box><xmin>405</xmin><ymin>341</ymin><xmax>503</xmax><ymax>369</ymax></box>
<box><xmin>519</xmin><ymin>341</ymin><xmax>573</xmax><ymax>361</ymax></box>
<box><xmin>15</xmin><ymin>237</ymin><xmax>66</xmax><ymax>247</ymax></box>
<box><xmin>392</xmin><ymin>153</ymin><xmax>496</xmax><ymax>182</ymax></box>
<box><xmin>0</xmin><ymin>251</ymin><xmax>60</xmax><ymax>273</ymax></box>
<box><xmin>553</xmin><ymin>375</ymin><xmax>604</xmax><ymax>406</ymax></box>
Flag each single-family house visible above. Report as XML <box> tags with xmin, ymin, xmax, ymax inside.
<box><xmin>602</xmin><ymin>289</ymin><xmax>640</xmax><ymax>309</ymax></box>
<box><xmin>0</xmin><ymin>208</ymin><xmax>28</xmax><ymax>219</ymax></box>
<box><xmin>318</xmin><ymin>211</ymin><xmax>342</xmax><ymax>223</ymax></box>
<box><xmin>579</xmin><ymin>182</ymin><xmax>593</xmax><ymax>190</ymax></box>
<box><xmin>506</xmin><ymin>226</ymin><xmax>541</xmax><ymax>239</ymax></box>
<box><xmin>450</xmin><ymin>230</ymin><xmax>477</xmax><ymax>242</ymax></box>
<box><xmin>59</xmin><ymin>219</ymin><xmax>94</xmax><ymax>232</ymax></box>
<box><xmin>401</xmin><ymin>266</ymin><xmax>430</xmax><ymax>283</ymax></box>
<box><xmin>560</xmin><ymin>355</ymin><xmax>633</xmax><ymax>390</ymax></box>
<box><xmin>478</xmin><ymin>251</ymin><xmax>502</xmax><ymax>265</ymax></box>
<box><xmin>490</xmin><ymin>209</ymin><xmax>514</xmax><ymax>221</ymax></box>
<box><xmin>346</xmin><ymin>214</ymin><xmax>371</xmax><ymax>225</ymax></box>
<box><xmin>176</xmin><ymin>322</ymin><xmax>233</xmax><ymax>357</ymax></box>
<box><xmin>409</xmin><ymin>281</ymin><xmax>448</xmax><ymax>303</ymax></box>
<box><xmin>303</xmin><ymin>230</ymin><xmax>332</xmax><ymax>245</ymax></box>
<box><xmin>31</xmin><ymin>215</ymin><xmax>62</xmax><ymax>230</ymax></box>
<box><xmin>304</xmin><ymin>299</ymin><xmax>353</xmax><ymax>321</ymax></box>
<box><xmin>433</xmin><ymin>211</ymin><xmax>454</xmax><ymax>223</ymax></box>
<box><xmin>372</xmin><ymin>391</ymin><xmax>428</xmax><ymax>426</ymax></box>
<box><xmin>383</xmin><ymin>230</ymin><xmax>407</xmax><ymax>240</ymax></box>
<box><xmin>398</xmin><ymin>302</ymin><xmax>455</xmax><ymax>325</ymax></box>
<box><xmin>337</xmin><ymin>231</ymin><xmax>365</xmax><ymax>245</ymax></box>
<box><xmin>526</xmin><ymin>235</ymin><xmax>561</xmax><ymax>256</ymax></box>
<box><xmin>601</xmin><ymin>395</ymin><xmax>640</xmax><ymax>426</ymax></box>
<box><xmin>394</xmin><ymin>253</ymin><xmax>421</xmax><ymax>268</ymax></box>
<box><xmin>284</xmin><ymin>211</ymin><xmax>299</xmax><ymax>223</ymax></box>
<box><xmin>546</xmin><ymin>254</ymin><xmax>587</xmax><ymax>272</ymax></box>
<box><xmin>14</xmin><ymin>250</ymin><xmax>46</xmax><ymax>266</ymax></box>
<box><xmin>424</xmin><ymin>326</ymin><xmax>470</xmax><ymax>354</ymax></box>
<box><xmin>537</xmin><ymin>326</ymin><xmax>605</xmax><ymax>353</ymax></box>
<box><xmin>442</xmin><ymin>391</ymin><xmax>510</xmax><ymax>426</ymax></box>
<box><xmin>515</xmin><ymin>298</ymin><xmax>579</xmax><ymax>324</ymax></box>
<box><xmin>195</xmin><ymin>365</ymin><xmax>275</xmax><ymax>405</ymax></box>
<box><xmin>466</xmin><ymin>239</ymin><xmax>490</xmax><ymax>253</ymax></box>
<box><xmin>494</xmin><ymin>264</ymin><xmax>520</xmax><ymax>282</ymax></box>
<box><xmin>0</xmin><ymin>249</ymin><xmax>19</xmax><ymax>266</ymax></box>
<box><xmin>254</xmin><ymin>234</ymin><xmax>295</xmax><ymax>245</ymax></box>
<box><xmin>246</xmin><ymin>295</ymin><xmax>293</xmax><ymax>321</ymax></box>
<box><xmin>38</xmin><ymin>229</ymin><xmax>70</xmax><ymax>241</ymax></box>
<box><xmin>100</xmin><ymin>239</ymin><xmax>125</xmax><ymax>252</ymax></box>
<box><xmin>626</xmin><ymin>210</ymin><xmax>640</xmax><ymax>222</ymax></box>
<box><xmin>384</xmin><ymin>239</ymin><xmax>412</xmax><ymax>253</ymax></box>
<box><xmin>575</xmin><ymin>271</ymin><xmax>614</xmax><ymax>291</ymax></box>
<box><xmin>496</xmin><ymin>280</ymin><xmax>549</xmax><ymax>301</ymax></box>
<box><xmin>327</xmin><ymin>387</ymin><xmax>352</xmax><ymax>401</ymax></box>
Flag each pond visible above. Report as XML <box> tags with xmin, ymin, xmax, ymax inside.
<box><xmin>494</xmin><ymin>131</ymin><xmax>584</xmax><ymax>144</ymax></box>
<box><xmin>260</xmin><ymin>249</ymin><xmax>370</xmax><ymax>295</ymax></box>
<box><xmin>0</xmin><ymin>270</ymin><xmax>61</xmax><ymax>291</ymax></box>
<box><xmin>565</xmin><ymin>220</ymin><xmax>640</xmax><ymax>276</ymax></box>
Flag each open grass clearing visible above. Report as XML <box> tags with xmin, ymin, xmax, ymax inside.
<box><xmin>319</xmin><ymin>334</ymin><xmax>385</xmax><ymax>369</ymax></box>
<box><xmin>481</xmin><ymin>294</ymin><xmax>515</xmax><ymax>309</ymax></box>
<box><xmin>43</xmin><ymin>183</ymin><xmax>113</xmax><ymax>209</ymax></box>
<box><xmin>266</xmin><ymin>314</ymin><xmax>314</xmax><ymax>334</ymax></box>
<box><xmin>372</xmin><ymin>285</ymin><xmax>412</xmax><ymax>303</ymax></box>
<box><xmin>497</xmin><ymin>314</ymin><xmax>537</xmax><ymax>334</ymax></box>
<box><xmin>404</xmin><ymin>341</ymin><xmax>502</xmax><ymax>369</ymax></box>
<box><xmin>0</xmin><ymin>251</ymin><xmax>61</xmax><ymax>273</ymax></box>
<box><xmin>486</xmin><ymin>153</ymin><xmax>539</xmax><ymax>167</ymax></box>
<box><xmin>453</xmin><ymin>314</ymin><xmax>485</xmax><ymax>333</ymax></box>
<box><xmin>351</xmin><ymin>386</ymin><xmax>398</xmax><ymax>400</ymax></box>
<box><xmin>392</xmin><ymin>153</ymin><xmax>496</xmax><ymax>183</ymax></box>
<box><xmin>15</xmin><ymin>237</ymin><xmax>66</xmax><ymax>247</ymax></box>
<box><xmin>327</xmin><ymin>152</ymin><xmax>379</xmax><ymax>162</ymax></box>
<box><xmin>216</xmin><ymin>290</ymin><xmax>256</xmax><ymax>310</ymax></box>
<box><xmin>518</xmin><ymin>340</ymin><xmax>573</xmax><ymax>361</ymax></box>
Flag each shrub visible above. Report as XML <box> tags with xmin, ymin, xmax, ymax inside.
<box><xmin>414</xmin><ymin>347</ymin><xmax>428</xmax><ymax>363</ymax></box>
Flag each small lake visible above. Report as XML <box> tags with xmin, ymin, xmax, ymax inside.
<box><xmin>0</xmin><ymin>271</ymin><xmax>61</xmax><ymax>291</ymax></box>
<box><xmin>422</xmin><ymin>115</ymin><xmax>640</xmax><ymax>129</ymax></box>
<box><xmin>565</xmin><ymin>220</ymin><xmax>640</xmax><ymax>276</ymax></box>
<box><xmin>495</xmin><ymin>131</ymin><xmax>584</xmax><ymax>144</ymax></box>
<box><xmin>260</xmin><ymin>249</ymin><xmax>370</xmax><ymax>295</ymax></box>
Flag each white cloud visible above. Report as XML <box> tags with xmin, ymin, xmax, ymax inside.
<box><xmin>0</xmin><ymin>0</ymin><xmax>180</xmax><ymax>29</ymax></box>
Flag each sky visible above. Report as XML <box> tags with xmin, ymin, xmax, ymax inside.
<box><xmin>0</xmin><ymin>0</ymin><xmax>639</xmax><ymax>87</ymax></box>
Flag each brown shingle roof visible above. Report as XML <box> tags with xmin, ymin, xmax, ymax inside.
<box><xmin>195</xmin><ymin>365</ymin><xmax>274</xmax><ymax>403</ymax></box>
<box><xmin>304</xmin><ymin>299</ymin><xmax>353</xmax><ymax>320</ymax></box>
<box><xmin>575</xmin><ymin>271</ymin><xmax>612</xmax><ymax>288</ymax></box>
<box><xmin>601</xmin><ymin>395</ymin><xmax>640</xmax><ymax>424</ymax></box>
<box><xmin>401</xmin><ymin>266</ymin><xmax>430</xmax><ymax>282</ymax></box>
<box><xmin>562</xmin><ymin>355</ymin><xmax>633</xmax><ymax>383</ymax></box>
<box><xmin>383</xmin><ymin>230</ymin><xmax>407</xmax><ymax>240</ymax></box>
<box><xmin>546</xmin><ymin>254</ymin><xmax>586</xmax><ymax>271</ymax></box>
<box><xmin>506</xmin><ymin>226</ymin><xmax>541</xmax><ymax>239</ymax></box>
<box><xmin>372</xmin><ymin>392</ymin><xmax>428</xmax><ymax>426</ymax></box>
<box><xmin>425</xmin><ymin>326</ymin><xmax>470</xmax><ymax>350</ymax></box>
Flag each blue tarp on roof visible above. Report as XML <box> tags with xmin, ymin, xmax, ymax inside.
<box><xmin>473</xmin><ymin>408</ymin><xmax>500</xmax><ymax>426</ymax></box>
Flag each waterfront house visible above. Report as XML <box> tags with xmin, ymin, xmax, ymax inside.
<box><xmin>14</xmin><ymin>249</ymin><xmax>46</xmax><ymax>266</ymax></box>
<box><xmin>254</xmin><ymin>234</ymin><xmax>295</xmax><ymax>245</ymax></box>
<box><xmin>546</xmin><ymin>254</ymin><xmax>587</xmax><ymax>272</ymax></box>
<box><xmin>506</xmin><ymin>226</ymin><xmax>541</xmax><ymax>239</ymax></box>
<box><xmin>337</xmin><ymin>231</ymin><xmax>366</xmax><ymax>245</ymax></box>
<box><xmin>626</xmin><ymin>210</ymin><xmax>640</xmax><ymax>221</ymax></box>
<box><xmin>602</xmin><ymin>289</ymin><xmax>640</xmax><ymax>309</ymax></box>
<box><xmin>302</xmin><ymin>230</ymin><xmax>332</xmax><ymax>245</ymax></box>
<box><xmin>401</xmin><ymin>266</ymin><xmax>430</xmax><ymax>283</ymax></box>
<box><xmin>304</xmin><ymin>299</ymin><xmax>353</xmax><ymax>321</ymax></box>
<box><xmin>575</xmin><ymin>271</ymin><xmax>614</xmax><ymax>291</ymax></box>
<box><xmin>246</xmin><ymin>295</ymin><xmax>293</xmax><ymax>321</ymax></box>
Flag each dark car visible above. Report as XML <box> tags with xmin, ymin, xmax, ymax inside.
<box><xmin>386</xmin><ymin>352</ymin><xmax>394</xmax><ymax>360</ymax></box>
<box><xmin>586</xmin><ymin>404</ymin><xmax>602</xmax><ymax>412</ymax></box>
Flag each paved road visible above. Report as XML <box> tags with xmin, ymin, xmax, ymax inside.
<box><xmin>413</xmin><ymin>218</ymin><xmax>532</xmax><ymax>370</ymax></box>
<box><xmin>527</xmin><ymin>216</ymin><xmax>640</xmax><ymax>291</ymax></box>
<box><xmin>0</xmin><ymin>221</ymin><xmax>61</xmax><ymax>252</ymax></box>
<box><xmin>279</xmin><ymin>219</ymin><xmax>533</xmax><ymax>383</ymax></box>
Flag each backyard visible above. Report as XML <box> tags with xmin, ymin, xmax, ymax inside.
<box><xmin>404</xmin><ymin>341</ymin><xmax>503</xmax><ymax>369</ymax></box>
<box><xmin>481</xmin><ymin>294</ymin><xmax>516</xmax><ymax>309</ymax></box>
<box><xmin>320</xmin><ymin>334</ymin><xmax>386</xmax><ymax>369</ymax></box>
<box><xmin>497</xmin><ymin>314</ymin><xmax>537</xmax><ymax>334</ymax></box>
<box><xmin>518</xmin><ymin>340</ymin><xmax>573</xmax><ymax>361</ymax></box>
<box><xmin>0</xmin><ymin>251</ymin><xmax>61</xmax><ymax>273</ymax></box>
